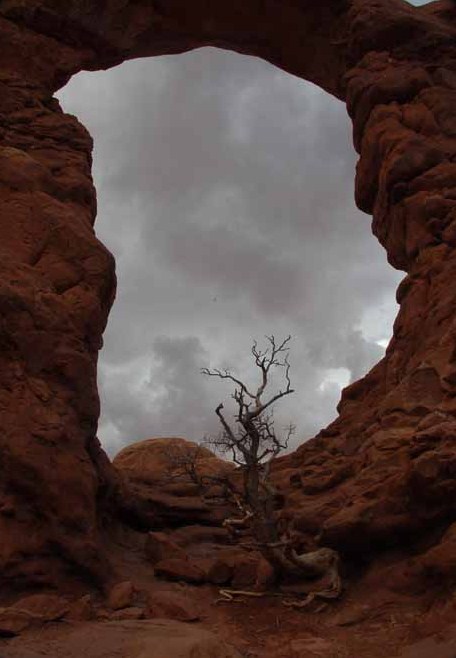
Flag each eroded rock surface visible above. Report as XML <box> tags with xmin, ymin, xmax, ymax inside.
<box><xmin>0</xmin><ymin>0</ymin><xmax>454</xmax><ymax>638</ymax></box>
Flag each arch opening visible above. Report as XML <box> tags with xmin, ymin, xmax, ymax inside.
<box><xmin>57</xmin><ymin>48</ymin><xmax>401</xmax><ymax>457</ymax></box>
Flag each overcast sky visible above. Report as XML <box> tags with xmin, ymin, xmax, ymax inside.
<box><xmin>57</xmin><ymin>2</ymin><xmax>427</xmax><ymax>457</ymax></box>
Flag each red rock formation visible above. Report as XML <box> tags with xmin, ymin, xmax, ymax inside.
<box><xmin>0</xmin><ymin>29</ymin><xmax>117</xmax><ymax>589</ymax></box>
<box><xmin>114</xmin><ymin>437</ymin><xmax>234</xmax><ymax>487</ymax></box>
<box><xmin>0</xmin><ymin>0</ymin><xmax>454</xmax><ymax>598</ymax></box>
<box><xmin>113</xmin><ymin>438</ymin><xmax>235</xmax><ymax>528</ymax></box>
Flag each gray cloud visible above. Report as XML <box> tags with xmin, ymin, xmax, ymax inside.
<box><xmin>58</xmin><ymin>45</ymin><xmax>404</xmax><ymax>457</ymax></box>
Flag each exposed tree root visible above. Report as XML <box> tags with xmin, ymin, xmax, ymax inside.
<box><xmin>216</xmin><ymin>546</ymin><xmax>343</xmax><ymax>609</ymax></box>
<box><xmin>216</xmin><ymin>589</ymin><xmax>280</xmax><ymax>603</ymax></box>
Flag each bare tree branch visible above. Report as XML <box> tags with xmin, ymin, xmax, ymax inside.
<box><xmin>201</xmin><ymin>367</ymin><xmax>256</xmax><ymax>400</ymax></box>
<box><xmin>201</xmin><ymin>335</ymin><xmax>297</xmax><ymax>554</ymax></box>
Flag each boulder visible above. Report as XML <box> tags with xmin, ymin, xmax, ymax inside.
<box><xmin>11</xmin><ymin>593</ymin><xmax>69</xmax><ymax>621</ymax></box>
<box><xmin>107</xmin><ymin>581</ymin><xmax>136</xmax><ymax>611</ymax></box>
<box><xmin>108</xmin><ymin>607</ymin><xmax>146</xmax><ymax>621</ymax></box>
<box><xmin>231</xmin><ymin>555</ymin><xmax>266</xmax><ymax>589</ymax></box>
<box><xmin>67</xmin><ymin>595</ymin><xmax>95</xmax><ymax>622</ymax></box>
<box><xmin>145</xmin><ymin>532</ymin><xmax>186</xmax><ymax>565</ymax></box>
<box><xmin>113</xmin><ymin>439</ymin><xmax>234</xmax><ymax>529</ymax></box>
<box><xmin>154</xmin><ymin>559</ymin><xmax>206</xmax><ymax>585</ymax></box>
<box><xmin>0</xmin><ymin>608</ymin><xmax>35</xmax><ymax>637</ymax></box>
<box><xmin>0</xmin><ymin>593</ymin><xmax>69</xmax><ymax>636</ymax></box>
<box><xmin>147</xmin><ymin>590</ymin><xmax>201</xmax><ymax>622</ymax></box>
<box><xmin>207</xmin><ymin>559</ymin><xmax>234</xmax><ymax>586</ymax></box>
<box><xmin>113</xmin><ymin>438</ymin><xmax>234</xmax><ymax>487</ymax></box>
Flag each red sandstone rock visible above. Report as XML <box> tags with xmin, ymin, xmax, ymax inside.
<box><xmin>145</xmin><ymin>532</ymin><xmax>187</xmax><ymax>566</ymax></box>
<box><xmin>106</xmin><ymin>581</ymin><xmax>135</xmax><ymax>611</ymax></box>
<box><xmin>254</xmin><ymin>557</ymin><xmax>276</xmax><ymax>591</ymax></box>
<box><xmin>0</xmin><ymin>4</ymin><xmax>453</xmax><ymax>650</ymax></box>
<box><xmin>154</xmin><ymin>558</ymin><xmax>206</xmax><ymax>585</ymax></box>
<box><xmin>289</xmin><ymin>636</ymin><xmax>333</xmax><ymax>658</ymax></box>
<box><xmin>114</xmin><ymin>437</ymin><xmax>234</xmax><ymax>486</ymax></box>
<box><xmin>67</xmin><ymin>595</ymin><xmax>94</xmax><ymax>622</ymax></box>
<box><xmin>147</xmin><ymin>590</ymin><xmax>201</xmax><ymax>622</ymax></box>
<box><xmin>230</xmin><ymin>555</ymin><xmax>267</xmax><ymax>589</ymax></box>
<box><xmin>418</xmin><ymin>522</ymin><xmax>456</xmax><ymax>581</ymax></box>
<box><xmin>398</xmin><ymin>633</ymin><xmax>456</xmax><ymax>658</ymax></box>
<box><xmin>207</xmin><ymin>559</ymin><xmax>233</xmax><ymax>586</ymax></box>
<box><xmin>108</xmin><ymin>606</ymin><xmax>145</xmax><ymax>621</ymax></box>
<box><xmin>0</xmin><ymin>593</ymin><xmax>69</xmax><ymax>636</ymax></box>
<box><xmin>11</xmin><ymin>594</ymin><xmax>69</xmax><ymax>621</ymax></box>
<box><xmin>0</xmin><ymin>609</ymin><xmax>34</xmax><ymax>637</ymax></box>
<box><xmin>114</xmin><ymin>438</ymin><xmax>234</xmax><ymax>528</ymax></box>
<box><xmin>169</xmin><ymin>525</ymin><xmax>231</xmax><ymax>547</ymax></box>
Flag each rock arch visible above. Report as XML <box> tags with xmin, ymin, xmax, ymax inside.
<box><xmin>0</xmin><ymin>0</ymin><xmax>454</xmax><ymax>588</ymax></box>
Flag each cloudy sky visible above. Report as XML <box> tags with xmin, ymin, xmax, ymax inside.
<box><xmin>57</xmin><ymin>0</ymin><xmax>427</xmax><ymax>457</ymax></box>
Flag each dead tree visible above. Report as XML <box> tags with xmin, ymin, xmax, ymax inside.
<box><xmin>201</xmin><ymin>336</ymin><xmax>296</xmax><ymax>565</ymax></box>
<box><xmin>201</xmin><ymin>335</ymin><xmax>342</xmax><ymax>600</ymax></box>
<box><xmin>157</xmin><ymin>336</ymin><xmax>341</xmax><ymax>602</ymax></box>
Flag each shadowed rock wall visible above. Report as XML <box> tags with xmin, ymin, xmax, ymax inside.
<box><xmin>0</xmin><ymin>0</ymin><xmax>454</xmax><ymax>589</ymax></box>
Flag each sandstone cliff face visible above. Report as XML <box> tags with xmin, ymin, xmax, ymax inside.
<box><xmin>0</xmin><ymin>22</ymin><xmax>117</xmax><ymax>589</ymax></box>
<box><xmin>0</xmin><ymin>0</ymin><xmax>454</xmax><ymax>592</ymax></box>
